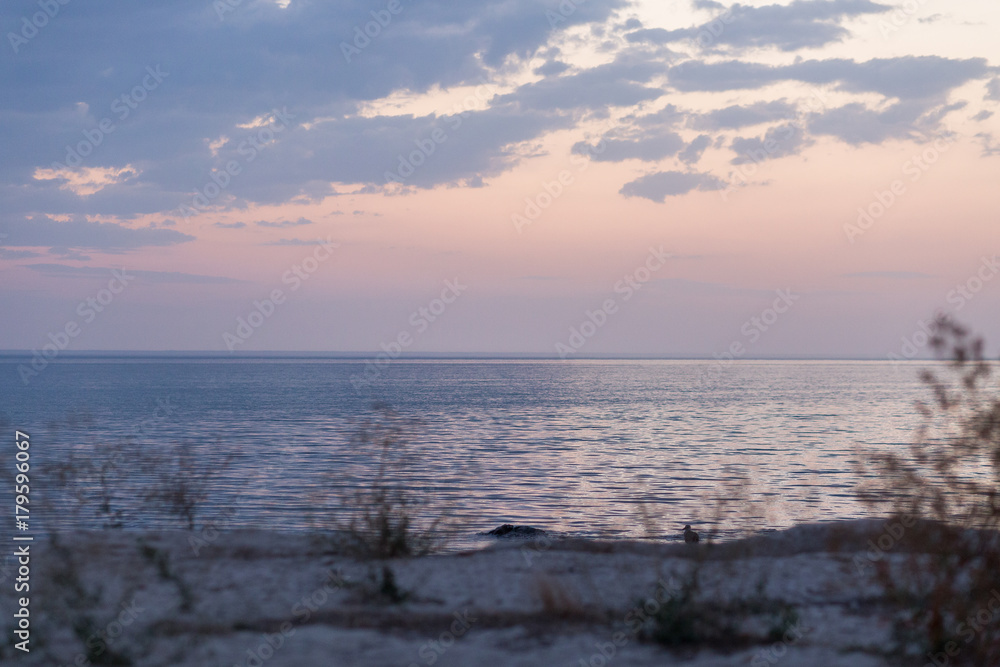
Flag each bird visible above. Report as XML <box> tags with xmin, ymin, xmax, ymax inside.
<box><xmin>682</xmin><ymin>524</ymin><xmax>699</xmax><ymax>543</ymax></box>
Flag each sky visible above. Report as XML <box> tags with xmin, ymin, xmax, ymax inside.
<box><xmin>1</xmin><ymin>0</ymin><xmax>999</xmax><ymax>358</ymax></box>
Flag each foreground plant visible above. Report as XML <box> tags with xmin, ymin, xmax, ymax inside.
<box><xmin>858</xmin><ymin>316</ymin><xmax>1000</xmax><ymax>663</ymax></box>
<box><xmin>325</xmin><ymin>404</ymin><xmax>453</xmax><ymax>558</ymax></box>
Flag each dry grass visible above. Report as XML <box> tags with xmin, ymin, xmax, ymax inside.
<box><xmin>314</xmin><ymin>403</ymin><xmax>458</xmax><ymax>559</ymax></box>
<box><xmin>857</xmin><ymin>316</ymin><xmax>1000</xmax><ymax>663</ymax></box>
<box><xmin>532</xmin><ymin>574</ymin><xmax>596</xmax><ymax>621</ymax></box>
<box><xmin>40</xmin><ymin>434</ymin><xmax>231</xmax><ymax>531</ymax></box>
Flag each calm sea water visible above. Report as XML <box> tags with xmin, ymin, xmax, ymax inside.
<box><xmin>0</xmin><ymin>358</ymin><xmax>932</xmax><ymax>548</ymax></box>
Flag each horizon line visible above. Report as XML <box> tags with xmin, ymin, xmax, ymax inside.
<box><xmin>0</xmin><ymin>350</ymin><xmax>940</xmax><ymax>362</ymax></box>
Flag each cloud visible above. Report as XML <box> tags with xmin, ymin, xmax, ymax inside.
<box><xmin>691</xmin><ymin>100</ymin><xmax>798</xmax><ymax>130</ymax></box>
<box><xmin>498</xmin><ymin>53</ymin><xmax>667</xmax><ymax>112</ymax></box>
<box><xmin>534</xmin><ymin>61</ymin><xmax>571</xmax><ymax>76</ymax></box>
<box><xmin>987</xmin><ymin>78</ymin><xmax>1000</xmax><ymax>101</ymax></box>
<box><xmin>630</xmin><ymin>0</ymin><xmax>891</xmax><ymax>52</ymax></box>
<box><xmin>32</xmin><ymin>165</ymin><xmax>140</xmax><ymax>196</ymax></box>
<box><xmin>807</xmin><ymin>102</ymin><xmax>928</xmax><ymax>145</ymax></box>
<box><xmin>619</xmin><ymin>171</ymin><xmax>725</xmax><ymax>202</ymax></box>
<box><xmin>0</xmin><ymin>248</ymin><xmax>43</xmax><ymax>260</ymax></box>
<box><xmin>668</xmin><ymin>56</ymin><xmax>992</xmax><ymax>100</ymax></box>
<box><xmin>975</xmin><ymin>133</ymin><xmax>1000</xmax><ymax>157</ymax></box>
<box><xmin>264</xmin><ymin>238</ymin><xmax>331</xmax><ymax>246</ymax></box>
<box><xmin>48</xmin><ymin>247</ymin><xmax>93</xmax><ymax>261</ymax></box>
<box><xmin>842</xmin><ymin>271</ymin><xmax>933</xmax><ymax>279</ymax></box>
<box><xmin>678</xmin><ymin>134</ymin><xmax>712</xmax><ymax>164</ymax></box>
<box><xmin>731</xmin><ymin>123</ymin><xmax>812</xmax><ymax>163</ymax></box>
<box><xmin>0</xmin><ymin>215</ymin><xmax>194</xmax><ymax>250</ymax></box>
<box><xmin>25</xmin><ymin>264</ymin><xmax>241</xmax><ymax>284</ymax></box>
<box><xmin>0</xmin><ymin>0</ymin><xmax>627</xmax><ymax>215</ymax></box>
<box><xmin>572</xmin><ymin>129</ymin><xmax>685</xmax><ymax>162</ymax></box>
<box><xmin>625</xmin><ymin>28</ymin><xmax>684</xmax><ymax>45</ymax></box>
<box><xmin>255</xmin><ymin>217</ymin><xmax>313</xmax><ymax>228</ymax></box>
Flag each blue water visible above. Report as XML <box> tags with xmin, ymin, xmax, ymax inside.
<box><xmin>0</xmin><ymin>358</ymin><xmax>930</xmax><ymax>547</ymax></box>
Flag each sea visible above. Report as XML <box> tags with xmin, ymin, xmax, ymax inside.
<box><xmin>0</xmin><ymin>357</ymin><xmax>935</xmax><ymax>549</ymax></box>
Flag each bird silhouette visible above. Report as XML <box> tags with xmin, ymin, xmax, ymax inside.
<box><xmin>683</xmin><ymin>524</ymin><xmax>699</xmax><ymax>543</ymax></box>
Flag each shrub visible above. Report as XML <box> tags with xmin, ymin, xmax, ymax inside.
<box><xmin>858</xmin><ymin>316</ymin><xmax>1000</xmax><ymax>663</ymax></box>
<box><xmin>323</xmin><ymin>404</ymin><xmax>453</xmax><ymax>558</ymax></box>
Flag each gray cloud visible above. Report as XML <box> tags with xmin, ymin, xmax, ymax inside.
<box><xmin>807</xmin><ymin>102</ymin><xmax>925</xmax><ymax>145</ymax></box>
<box><xmin>987</xmin><ymin>78</ymin><xmax>1000</xmax><ymax>101</ymax></box>
<box><xmin>534</xmin><ymin>61</ymin><xmax>571</xmax><ymax>76</ymax></box>
<box><xmin>264</xmin><ymin>238</ymin><xmax>330</xmax><ymax>246</ymax></box>
<box><xmin>619</xmin><ymin>171</ymin><xmax>725</xmax><ymax>201</ymax></box>
<box><xmin>0</xmin><ymin>0</ymin><xmax>626</xmax><ymax>216</ymax></box>
<box><xmin>668</xmin><ymin>56</ymin><xmax>992</xmax><ymax>100</ymax></box>
<box><xmin>678</xmin><ymin>134</ymin><xmax>712</xmax><ymax>164</ymax></box>
<box><xmin>691</xmin><ymin>100</ymin><xmax>798</xmax><ymax>130</ymax></box>
<box><xmin>842</xmin><ymin>271</ymin><xmax>933</xmax><ymax>279</ymax></box>
<box><xmin>572</xmin><ymin>129</ymin><xmax>685</xmax><ymax>162</ymax></box>
<box><xmin>25</xmin><ymin>263</ymin><xmax>240</xmax><ymax>284</ymax></box>
<box><xmin>629</xmin><ymin>0</ymin><xmax>890</xmax><ymax>52</ymax></box>
<box><xmin>255</xmin><ymin>217</ymin><xmax>313</xmax><ymax>228</ymax></box>
<box><xmin>731</xmin><ymin>123</ymin><xmax>812</xmax><ymax>163</ymax></box>
<box><xmin>498</xmin><ymin>52</ymin><xmax>668</xmax><ymax>112</ymax></box>
<box><xmin>0</xmin><ymin>215</ymin><xmax>194</xmax><ymax>250</ymax></box>
<box><xmin>0</xmin><ymin>248</ymin><xmax>43</xmax><ymax>259</ymax></box>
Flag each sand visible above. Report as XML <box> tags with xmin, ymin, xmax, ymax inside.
<box><xmin>0</xmin><ymin>521</ymin><xmax>922</xmax><ymax>666</ymax></box>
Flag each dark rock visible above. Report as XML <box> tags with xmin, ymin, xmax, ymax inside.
<box><xmin>484</xmin><ymin>524</ymin><xmax>547</xmax><ymax>538</ymax></box>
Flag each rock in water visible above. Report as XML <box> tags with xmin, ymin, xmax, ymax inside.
<box><xmin>485</xmin><ymin>524</ymin><xmax>547</xmax><ymax>537</ymax></box>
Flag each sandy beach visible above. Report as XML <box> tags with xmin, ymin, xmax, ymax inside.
<box><xmin>2</xmin><ymin>521</ymin><xmax>949</xmax><ymax>667</ymax></box>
